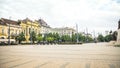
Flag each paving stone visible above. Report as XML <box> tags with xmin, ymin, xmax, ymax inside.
<box><xmin>0</xmin><ymin>58</ymin><xmax>32</xmax><ymax>68</ymax></box>
<box><xmin>0</xmin><ymin>43</ymin><xmax>120</xmax><ymax>68</ymax></box>
<box><xmin>65</xmin><ymin>62</ymin><xmax>85</xmax><ymax>68</ymax></box>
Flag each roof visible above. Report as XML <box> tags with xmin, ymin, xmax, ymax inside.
<box><xmin>37</xmin><ymin>19</ymin><xmax>50</xmax><ymax>27</ymax></box>
<box><xmin>20</xmin><ymin>18</ymin><xmax>33</xmax><ymax>23</ymax></box>
<box><xmin>0</xmin><ymin>18</ymin><xmax>19</xmax><ymax>25</ymax></box>
<box><xmin>53</xmin><ymin>27</ymin><xmax>75</xmax><ymax>31</ymax></box>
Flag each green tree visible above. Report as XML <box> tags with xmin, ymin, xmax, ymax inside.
<box><xmin>72</xmin><ymin>33</ymin><xmax>81</xmax><ymax>42</ymax></box>
<box><xmin>43</xmin><ymin>33</ymin><xmax>60</xmax><ymax>43</ymax></box>
<box><xmin>78</xmin><ymin>34</ymin><xmax>85</xmax><ymax>42</ymax></box>
<box><xmin>43</xmin><ymin>33</ymin><xmax>53</xmax><ymax>42</ymax></box>
<box><xmin>104</xmin><ymin>30</ymin><xmax>117</xmax><ymax>42</ymax></box>
<box><xmin>104</xmin><ymin>34</ymin><xmax>112</xmax><ymax>42</ymax></box>
<box><xmin>46</xmin><ymin>37</ymin><xmax>54</xmax><ymax>43</ymax></box>
<box><xmin>29</xmin><ymin>31</ymin><xmax>37</xmax><ymax>43</ymax></box>
<box><xmin>16</xmin><ymin>32</ymin><xmax>26</xmax><ymax>44</ymax></box>
<box><xmin>52</xmin><ymin>33</ymin><xmax>60</xmax><ymax>42</ymax></box>
<box><xmin>37</xmin><ymin>33</ymin><xmax>43</xmax><ymax>43</ymax></box>
<box><xmin>72</xmin><ymin>33</ymin><xmax>77</xmax><ymax>42</ymax></box>
<box><xmin>97</xmin><ymin>34</ymin><xmax>104</xmax><ymax>42</ymax></box>
<box><xmin>112</xmin><ymin>31</ymin><xmax>117</xmax><ymax>41</ymax></box>
<box><xmin>80</xmin><ymin>35</ymin><xmax>86</xmax><ymax>42</ymax></box>
<box><xmin>87</xmin><ymin>36</ymin><xmax>93</xmax><ymax>42</ymax></box>
<box><xmin>61</xmin><ymin>35</ymin><xmax>71</xmax><ymax>42</ymax></box>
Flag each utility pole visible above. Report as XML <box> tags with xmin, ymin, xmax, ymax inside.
<box><xmin>76</xmin><ymin>24</ymin><xmax>79</xmax><ymax>43</ymax></box>
<box><xmin>31</xmin><ymin>22</ymin><xmax>32</xmax><ymax>45</ymax></box>
<box><xmin>86</xmin><ymin>27</ymin><xmax>88</xmax><ymax>43</ymax></box>
<box><xmin>93</xmin><ymin>30</ymin><xmax>96</xmax><ymax>43</ymax></box>
<box><xmin>8</xmin><ymin>16</ymin><xmax>11</xmax><ymax>45</ymax></box>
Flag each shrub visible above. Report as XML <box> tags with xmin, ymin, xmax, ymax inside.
<box><xmin>114</xmin><ymin>44</ymin><xmax>120</xmax><ymax>47</ymax></box>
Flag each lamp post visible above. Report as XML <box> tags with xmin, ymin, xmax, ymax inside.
<box><xmin>31</xmin><ymin>22</ymin><xmax>32</xmax><ymax>45</ymax></box>
<box><xmin>76</xmin><ymin>24</ymin><xmax>79</xmax><ymax>43</ymax></box>
<box><xmin>8</xmin><ymin>17</ymin><xmax>11</xmax><ymax>45</ymax></box>
<box><xmin>93</xmin><ymin>30</ymin><xmax>96</xmax><ymax>43</ymax></box>
<box><xmin>86</xmin><ymin>27</ymin><xmax>88</xmax><ymax>43</ymax></box>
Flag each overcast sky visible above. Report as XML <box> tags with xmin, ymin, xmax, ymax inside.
<box><xmin>0</xmin><ymin>0</ymin><xmax>120</xmax><ymax>35</ymax></box>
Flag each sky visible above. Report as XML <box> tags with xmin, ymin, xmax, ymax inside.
<box><xmin>0</xmin><ymin>0</ymin><xmax>120</xmax><ymax>35</ymax></box>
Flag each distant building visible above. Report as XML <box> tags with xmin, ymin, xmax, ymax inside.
<box><xmin>50</xmin><ymin>27</ymin><xmax>76</xmax><ymax>37</ymax></box>
<box><xmin>37</xmin><ymin>19</ymin><xmax>51</xmax><ymax>37</ymax></box>
<box><xmin>36</xmin><ymin>19</ymin><xmax>76</xmax><ymax>37</ymax></box>
<box><xmin>79</xmin><ymin>32</ymin><xmax>92</xmax><ymax>38</ymax></box>
<box><xmin>105</xmin><ymin>31</ymin><xmax>109</xmax><ymax>36</ymax></box>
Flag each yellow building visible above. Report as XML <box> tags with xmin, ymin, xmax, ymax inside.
<box><xmin>0</xmin><ymin>18</ymin><xmax>41</xmax><ymax>43</ymax></box>
<box><xmin>19</xmin><ymin>18</ymin><xmax>41</xmax><ymax>43</ymax></box>
<box><xmin>0</xmin><ymin>18</ymin><xmax>21</xmax><ymax>39</ymax></box>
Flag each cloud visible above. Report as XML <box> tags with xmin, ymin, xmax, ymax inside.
<box><xmin>0</xmin><ymin>0</ymin><xmax>120</xmax><ymax>35</ymax></box>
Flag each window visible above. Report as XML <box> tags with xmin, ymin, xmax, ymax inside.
<box><xmin>29</xmin><ymin>28</ymin><xmax>31</xmax><ymax>34</ymax></box>
<box><xmin>16</xmin><ymin>30</ymin><xmax>17</xmax><ymax>34</ymax></box>
<box><xmin>2</xmin><ymin>28</ymin><xmax>4</xmax><ymax>34</ymax></box>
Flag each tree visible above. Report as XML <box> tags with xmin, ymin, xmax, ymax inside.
<box><xmin>16</xmin><ymin>32</ymin><xmax>26</xmax><ymax>44</ymax></box>
<box><xmin>97</xmin><ymin>34</ymin><xmax>104</xmax><ymax>42</ymax></box>
<box><xmin>72</xmin><ymin>33</ymin><xmax>77</xmax><ymax>42</ymax></box>
<box><xmin>37</xmin><ymin>33</ymin><xmax>43</xmax><ymax>43</ymax></box>
<box><xmin>104</xmin><ymin>34</ymin><xmax>112</xmax><ymax>42</ymax></box>
<box><xmin>46</xmin><ymin>37</ymin><xmax>54</xmax><ymax>43</ymax></box>
<box><xmin>104</xmin><ymin>31</ymin><xmax>117</xmax><ymax>42</ymax></box>
<box><xmin>43</xmin><ymin>33</ymin><xmax>52</xmax><ymax>42</ymax></box>
<box><xmin>112</xmin><ymin>31</ymin><xmax>117</xmax><ymax>41</ymax></box>
<box><xmin>29</xmin><ymin>31</ymin><xmax>37</xmax><ymax>43</ymax></box>
<box><xmin>86</xmin><ymin>36</ymin><xmax>93</xmax><ymax>42</ymax></box>
<box><xmin>43</xmin><ymin>33</ymin><xmax>60</xmax><ymax>43</ymax></box>
<box><xmin>61</xmin><ymin>35</ymin><xmax>71</xmax><ymax>42</ymax></box>
<box><xmin>79</xmin><ymin>35</ymin><xmax>86</xmax><ymax>42</ymax></box>
<box><xmin>109</xmin><ymin>30</ymin><xmax>112</xmax><ymax>34</ymax></box>
<box><xmin>52</xmin><ymin>33</ymin><xmax>60</xmax><ymax>42</ymax></box>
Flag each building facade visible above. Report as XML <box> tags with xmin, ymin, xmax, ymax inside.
<box><xmin>19</xmin><ymin>18</ymin><xmax>41</xmax><ymax>43</ymax></box>
<box><xmin>0</xmin><ymin>18</ymin><xmax>41</xmax><ymax>43</ymax></box>
<box><xmin>0</xmin><ymin>18</ymin><xmax>21</xmax><ymax>39</ymax></box>
<box><xmin>37</xmin><ymin>19</ymin><xmax>51</xmax><ymax>37</ymax></box>
<box><xmin>0</xmin><ymin>18</ymin><xmax>76</xmax><ymax>43</ymax></box>
<box><xmin>50</xmin><ymin>27</ymin><xmax>76</xmax><ymax>37</ymax></box>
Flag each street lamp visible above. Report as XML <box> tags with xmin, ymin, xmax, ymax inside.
<box><xmin>31</xmin><ymin>22</ymin><xmax>32</xmax><ymax>45</ymax></box>
<box><xmin>76</xmin><ymin>24</ymin><xmax>79</xmax><ymax>43</ymax></box>
<box><xmin>93</xmin><ymin>30</ymin><xmax>96</xmax><ymax>43</ymax></box>
<box><xmin>8</xmin><ymin>17</ymin><xmax>11</xmax><ymax>45</ymax></box>
<box><xmin>83</xmin><ymin>28</ymin><xmax>89</xmax><ymax>43</ymax></box>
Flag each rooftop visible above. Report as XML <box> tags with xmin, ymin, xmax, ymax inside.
<box><xmin>0</xmin><ymin>18</ymin><xmax>19</xmax><ymax>25</ymax></box>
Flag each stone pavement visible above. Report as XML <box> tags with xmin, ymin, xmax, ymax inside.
<box><xmin>0</xmin><ymin>43</ymin><xmax>120</xmax><ymax>68</ymax></box>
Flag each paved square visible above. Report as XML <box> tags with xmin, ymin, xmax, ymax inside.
<box><xmin>0</xmin><ymin>43</ymin><xmax>120</xmax><ymax>68</ymax></box>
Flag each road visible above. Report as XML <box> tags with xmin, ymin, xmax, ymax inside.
<box><xmin>0</xmin><ymin>43</ymin><xmax>120</xmax><ymax>68</ymax></box>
